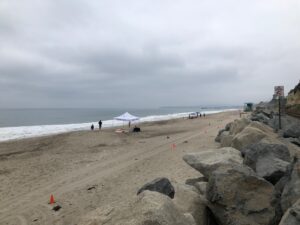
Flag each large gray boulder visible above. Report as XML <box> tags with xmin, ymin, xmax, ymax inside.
<box><xmin>251</xmin><ymin>113</ymin><xmax>270</xmax><ymax>124</ymax></box>
<box><xmin>248</xmin><ymin>121</ymin><xmax>275</xmax><ymax>135</ymax></box>
<box><xmin>206</xmin><ymin>163</ymin><xmax>276</xmax><ymax>225</ymax></box>
<box><xmin>173</xmin><ymin>183</ymin><xmax>208</xmax><ymax>225</ymax></box>
<box><xmin>231</xmin><ymin>127</ymin><xmax>267</xmax><ymax>150</ymax></box>
<box><xmin>279</xmin><ymin>199</ymin><xmax>300</xmax><ymax>225</ymax></box>
<box><xmin>183</xmin><ymin>147</ymin><xmax>243</xmax><ymax>179</ymax></box>
<box><xmin>79</xmin><ymin>191</ymin><xmax>196</xmax><ymax>225</ymax></box>
<box><xmin>283</xmin><ymin>123</ymin><xmax>300</xmax><ymax>138</ymax></box>
<box><xmin>281</xmin><ymin>157</ymin><xmax>300</xmax><ymax>213</ymax></box>
<box><xmin>137</xmin><ymin>177</ymin><xmax>175</xmax><ymax>199</ymax></box>
<box><xmin>229</xmin><ymin>118</ymin><xmax>251</xmax><ymax>136</ymax></box>
<box><xmin>242</xmin><ymin>139</ymin><xmax>291</xmax><ymax>184</ymax></box>
<box><xmin>220</xmin><ymin>132</ymin><xmax>234</xmax><ymax>147</ymax></box>
<box><xmin>225</xmin><ymin>122</ymin><xmax>233</xmax><ymax>131</ymax></box>
<box><xmin>215</xmin><ymin>129</ymin><xmax>226</xmax><ymax>142</ymax></box>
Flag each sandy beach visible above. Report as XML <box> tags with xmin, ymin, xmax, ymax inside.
<box><xmin>0</xmin><ymin>111</ymin><xmax>240</xmax><ymax>225</ymax></box>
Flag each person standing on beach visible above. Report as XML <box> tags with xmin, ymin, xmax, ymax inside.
<box><xmin>98</xmin><ymin>120</ymin><xmax>102</xmax><ymax>130</ymax></box>
<box><xmin>91</xmin><ymin>124</ymin><xmax>94</xmax><ymax>130</ymax></box>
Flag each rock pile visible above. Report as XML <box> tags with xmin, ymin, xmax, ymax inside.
<box><xmin>182</xmin><ymin>117</ymin><xmax>298</xmax><ymax>225</ymax></box>
<box><xmin>79</xmin><ymin>117</ymin><xmax>299</xmax><ymax>225</ymax></box>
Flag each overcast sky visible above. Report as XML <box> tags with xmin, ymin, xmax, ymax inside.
<box><xmin>0</xmin><ymin>0</ymin><xmax>299</xmax><ymax>108</ymax></box>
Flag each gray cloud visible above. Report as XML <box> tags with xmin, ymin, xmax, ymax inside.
<box><xmin>0</xmin><ymin>0</ymin><xmax>300</xmax><ymax>108</ymax></box>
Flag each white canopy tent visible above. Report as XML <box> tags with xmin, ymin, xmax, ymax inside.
<box><xmin>114</xmin><ymin>112</ymin><xmax>139</xmax><ymax>127</ymax></box>
<box><xmin>114</xmin><ymin>112</ymin><xmax>139</xmax><ymax>121</ymax></box>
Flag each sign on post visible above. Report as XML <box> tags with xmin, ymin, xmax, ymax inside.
<box><xmin>274</xmin><ymin>86</ymin><xmax>284</xmax><ymax>97</ymax></box>
<box><xmin>274</xmin><ymin>86</ymin><xmax>284</xmax><ymax>130</ymax></box>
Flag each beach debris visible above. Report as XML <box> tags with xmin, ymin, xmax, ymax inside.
<box><xmin>52</xmin><ymin>205</ymin><xmax>62</xmax><ymax>212</ymax></box>
<box><xmin>166</xmin><ymin>136</ymin><xmax>170</xmax><ymax>139</ymax></box>
<box><xmin>137</xmin><ymin>177</ymin><xmax>175</xmax><ymax>199</ymax></box>
<box><xmin>87</xmin><ymin>186</ymin><xmax>96</xmax><ymax>191</ymax></box>
<box><xmin>49</xmin><ymin>194</ymin><xmax>55</xmax><ymax>204</ymax></box>
<box><xmin>183</xmin><ymin>140</ymin><xmax>188</xmax><ymax>143</ymax></box>
<box><xmin>33</xmin><ymin>219</ymin><xmax>38</xmax><ymax>222</ymax></box>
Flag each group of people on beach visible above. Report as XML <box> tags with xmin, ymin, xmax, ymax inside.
<box><xmin>91</xmin><ymin>120</ymin><xmax>102</xmax><ymax>130</ymax></box>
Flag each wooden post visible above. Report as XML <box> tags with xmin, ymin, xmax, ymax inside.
<box><xmin>278</xmin><ymin>97</ymin><xmax>282</xmax><ymax>129</ymax></box>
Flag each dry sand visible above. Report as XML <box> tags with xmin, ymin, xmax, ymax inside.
<box><xmin>0</xmin><ymin>111</ymin><xmax>240</xmax><ymax>225</ymax></box>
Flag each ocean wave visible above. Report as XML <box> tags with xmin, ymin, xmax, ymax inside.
<box><xmin>0</xmin><ymin>109</ymin><xmax>238</xmax><ymax>142</ymax></box>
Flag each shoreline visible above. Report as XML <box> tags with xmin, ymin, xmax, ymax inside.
<box><xmin>0</xmin><ymin>108</ymin><xmax>239</xmax><ymax>142</ymax></box>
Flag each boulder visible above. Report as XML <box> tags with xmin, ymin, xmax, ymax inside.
<box><xmin>229</xmin><ymin>118</ymin><xmax>251</xmax><ymax>136</ymax></box>
<box><xmin>183</xmin><ymin>147</ymin><xmax>243</xmax><ymax>179</ymax></box>
<box><xmin>206</xmin><ymin>163</ymin><xmax>276</xmax><ymax>225</ymax></box>
<box><xmin>79</xmin><ymin>191</ymin><xmax>196</xmax><ymax>225</ymax></box>
<box><xmin>231</xmin><ymin>127</ymin><xmax>267</xmax><ymax>150</ymax></box>
<box><xmin>225</xmin><ymin>122</ymin><xmax>232</xmax><ymax>131</ymax></box>
<box><xmin>251</xmin><ymin>113</ymin><xmax>270</xmax><ymax>124</ymax></box>
<box><xmin>242</xmin><ymin>139</ymin><xmax>291</xmax><ymax>184</ymax></box>
<box><xmin>281</xmin><ymin>157</ymin><xmax>300</xmax><ymax>213</ymax></box>
<box><xmin>283</xmin><ymin>123</ymin><xmax>300</xmax><ymax>138</ymax></box>
<box><xmin>279</xmin><ymin>199</ymin><xmax>300</xmax><ymax>225</ymax></box>
<box><xmin>248</xmin><ymin>121</ymin><xmax>275</xmax><ymax>135</ymax></box>
<box><xmin>215</xmin><ymin>129</ymin><xmax>226</xmax><ymax>143</ymax></box>
<box><xmin>256</xmin><ymin>157</ymin><xmax>290</xmax><ymax>185</ymax></box>
<box><xmin>220</xmin><ymin>133</ymin><xmax>234</xmax><ymax>147</ymax></box>
<box><xmin>137</xmin><ymin>177</ymin><xmax>175</xmax><ymax>199</ymax></box>
<box><xmin>173</xmin><ymin>183</ymin><xmax>208</xmax><ymax>225</ymax></box>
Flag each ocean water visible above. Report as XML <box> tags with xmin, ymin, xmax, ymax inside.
<box><xmin>0</xmin><ymin>107</ymin><xmax>240</xmax><ymax>142</ymax></box>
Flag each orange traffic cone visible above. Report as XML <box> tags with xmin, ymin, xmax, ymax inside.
<box><xmin>49</xmin><ymin>194</ymin><xmax>55</xmax><ymax>204</ymax></box>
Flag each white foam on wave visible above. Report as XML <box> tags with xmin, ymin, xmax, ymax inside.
<box><xmin>0</xmin><ymin>109</ymin><xmax>238</xmax><ymax>142</ymax></box>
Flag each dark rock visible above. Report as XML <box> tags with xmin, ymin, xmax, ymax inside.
<box><xmin>242</xmin><ymin>140</ymin><xmax>291</xmax><ymax>184</ymax></box>
<box><xmin>87</xmin><ymin>186</ymin><xmax>96</xmax><ymax>191</ymax></box>
<box><xmin>206</xmin><ymin>163</ymin><xmax>276</xmax><ymax>225</ymax></box>
<box><xmin>283</xmin><ymin>123</ymin><xmax>300</xmax><ymax>138</ymax></box>
<box><xmin>137</xmin><ymin>177</ymin><xmax>175</xmax><ymax>199</ymax></box>
<box><xmin>52</xmin><ymin>205</ymin><xmax>62</xmax><ymax>211</ymax></box>
<box><xmin>225</xmin><ymin>122</ymin><xmax>232</xmax><ymax>131</ymax></box>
